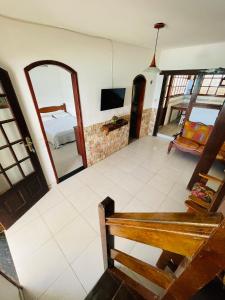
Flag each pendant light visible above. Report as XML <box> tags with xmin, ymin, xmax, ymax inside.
<box><xmin>144</xmin><ymin>22</ymin><xmax>165</xmax><ymax>73</ymax></box>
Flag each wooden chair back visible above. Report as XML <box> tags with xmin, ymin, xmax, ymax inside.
<box><xmin>99</xmin><ymin>197</ymin><xmax>225</xmax><ymax>300</ymax></box>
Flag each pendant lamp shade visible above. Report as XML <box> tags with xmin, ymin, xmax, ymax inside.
<box><xmin>144</xmin><ymin>23</ymin><xmax>165</xmax><ymax>73</ymax></box>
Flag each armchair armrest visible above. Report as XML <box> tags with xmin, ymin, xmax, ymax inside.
<box><xmin>199</xmin><ymin>173</ymin><xmax>223</xmax><ymax>184</ymax></box>
<box><xmin>172</xmin><ymin>131</ymin><xmax>182</xmax><ymax>139</ymax></box>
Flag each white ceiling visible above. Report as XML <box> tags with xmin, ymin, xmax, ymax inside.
<box><xmin>1</xmin><ymin>0</ymin><xmax>225</xmax><ymax>49</ymax></box>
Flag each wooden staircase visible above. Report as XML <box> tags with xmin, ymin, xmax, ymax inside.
<box><xmin>85</xmin><ymin>197</ymin><xmax>225</xmax><ymax>300</ymax></box>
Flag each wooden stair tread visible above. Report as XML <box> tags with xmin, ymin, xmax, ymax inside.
<box><xmin>85</xmin><ymin>268</ymin><xmax>157</xmax><ymax>300</ymax></box>
<box><xmin>185</xmin><ymin>200</ymin><xmax>208</xmax><ymax>213</ymax></box>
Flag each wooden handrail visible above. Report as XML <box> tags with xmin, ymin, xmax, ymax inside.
<box><xmin>106</xmin><ymin>213</ymin><xmax>222</xmax><ymax>257</ymax></box>
<box><xmin>108</xmin><ymin>222</ymin><xmax>207</xmax><ymax>257</ymax></box>
<box><xmin>108</xmin><ymin>212</ymin><xmax>222</xmax><ymax>225</ymax></box>
<box><xmin>98</xmin><ymin>197</ymin><xmax>225</xmax><ymax>300</ymax></box>
<box><xmin>111</xmin><ymin>249</ymin><xmax>175</xmax><ymax>289</ymax></box>
<box><xmin>106</xmin><ymin>218</ymin><xmax>217</xmax><ymax>234</ymax></box>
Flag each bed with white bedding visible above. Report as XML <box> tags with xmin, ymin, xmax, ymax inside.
<box><xmin>40</xmin><ymin>104</ymin><xmax>77</xmax><ymax>149</ymax></box>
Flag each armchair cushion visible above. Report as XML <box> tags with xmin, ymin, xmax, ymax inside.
<box><xmin>191</xmin><ymin>182</ymin><xmax>215</xmax><ymax>203</ymax></box>
<box><xmin>182</xmin><ymin>121</ymin><xmax>213</xmax><ymax>145</ymax></box>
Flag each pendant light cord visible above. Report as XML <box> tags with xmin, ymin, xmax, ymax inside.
<box><xmin>154</xmin><ymin>28</ymin><xmax>159</xmax><ymax>56</ymax></box>
<box><xmin>111</xmin><ymin>39</ymin><xmax>114</xmax><ymax>88</ymax></box>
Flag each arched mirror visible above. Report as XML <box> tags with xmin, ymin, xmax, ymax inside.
<box><xmin>24</xmin><ymin>60</ymin><xmax>87</xmax><ymax>182</ymax></box>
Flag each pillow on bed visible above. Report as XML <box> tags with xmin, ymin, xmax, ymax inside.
<box><xmin>52</xmin><ymin>111</ymin><xmax>69</xmax><ymax>118</ymax></box>
<box><xmin>40</xmin><ymin>112</ymin><xmax>53</xmax><ymax>117</ymax></box>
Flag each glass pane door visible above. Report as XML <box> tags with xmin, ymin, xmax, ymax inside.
<box><xmin>0</xmin><ymin>81</ymin><xmax>34</xmax><ymax>196</ymax></box>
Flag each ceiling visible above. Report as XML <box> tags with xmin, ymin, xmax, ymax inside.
<box><xmin>1</xmin><ymin>0</ymin><xmax>225</xmax><ymax>49</ymax></box>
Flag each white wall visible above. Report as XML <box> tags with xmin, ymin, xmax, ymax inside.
<box><xmin>190</xmin><ymin>107</ymin><xmax>219</xmax><ymax>125</ymax></box>
<box><xmin>159</xmin><ymin>41</ymin><xmax>225</xmax><ymax>70</ymax></box>
<box><xmin>0</xmin><ymin>16</ymin><xmax>153</xmax><ymax>185</ymax></box>
<box><xmin>30</xmin><ymin>65</ymin><xmax>76</xmax><ymax>116</ymax></box>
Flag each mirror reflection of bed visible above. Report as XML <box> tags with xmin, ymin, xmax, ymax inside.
<box><xmin>40</xmin><ymin>104</ymin><xmax>82</xmax><ymax>178</ymax></box>
<box><xmin>29</xmin><ymin>64</ymin><xmax>83</xmax><ymax>180</ymax></box>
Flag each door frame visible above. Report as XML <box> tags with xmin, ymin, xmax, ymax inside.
<box><xmin>0</xmin><ymin>66</ymin><xmax>48</xmax><ymax>229</ymax></box>
<box><xmin>129</xmin><ymin>74</ymin><xmax>146</xmax><ymax>141</ymax></box>
<box><xmin>24</xmin><ymin>60</ymin><xmax>87</xmax><ymax>183</ymax></box>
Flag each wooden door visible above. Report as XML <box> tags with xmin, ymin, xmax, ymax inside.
<box><xmin>129</xmin><ymin>75</ymin><xmax>146</xmax><ymax>141</ymax></box>
<box><xmin>0</xmin><ymin>67</ymin><xmax>48</xmax><ymax>229</ymax></box>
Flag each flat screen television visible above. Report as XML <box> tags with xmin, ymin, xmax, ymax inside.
<box><xmin>101</xmin><ymin>88</ymin><xmax>126</xmax><ymax>111</ymax></box>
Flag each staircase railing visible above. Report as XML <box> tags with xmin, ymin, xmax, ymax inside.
<box><xmin>99</xmin><ymin>197</ymin><xmax>225</xmax><ymax>300</ymax></box>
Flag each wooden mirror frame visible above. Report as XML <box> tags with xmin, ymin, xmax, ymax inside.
<box><xmin>129</xmin><ymin>74</ymin><xmax>146</xmax><ymax>141</ymax></box>
<box><xmin>24</xmin><ymin>60</ymin><xmax>87</xmax><ymax>183</ymax></box>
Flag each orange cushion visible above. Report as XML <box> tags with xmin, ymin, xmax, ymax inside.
<box><xmin>174</xmin><ymin>136</ymin><xmax>199</xmax><ymax>151</ymax></box>
<box><xmin>182</xmin><ymin>121</ymin><xmax>213</xmax><ymax>145</ymax></box>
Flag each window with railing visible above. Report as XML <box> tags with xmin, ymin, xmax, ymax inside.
<box><xmin>169</xmin><ymin>75</ymin><xmax>189</xmax><ymax>97</ymax></box>
<box><xmin>199</xmin><ymin>74</ymin><xmax>225</xmax><ymax>96</ymax></box>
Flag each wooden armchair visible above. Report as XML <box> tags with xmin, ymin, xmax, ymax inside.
<box><xmin>167</xmin><ymin>120</ymin><xmax>225</xmax><ymax>162</ymax></box>
<box><xmin>85</xmin><ymin>198</ymin><xmax>225</xmax><ymax>300</ymax></box>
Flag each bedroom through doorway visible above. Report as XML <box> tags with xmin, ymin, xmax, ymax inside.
<box><xmin>25</xmin><ymin>60</ymin><xmax>87</xmax><ymax>182</ymax></box>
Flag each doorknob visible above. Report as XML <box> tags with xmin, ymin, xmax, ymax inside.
<box><xmin>20</xmin><ymin>137</ymin><xmax>35</xmax><ymax>153</ymax></box>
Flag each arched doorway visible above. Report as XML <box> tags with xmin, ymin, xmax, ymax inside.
<box><xmin>129</xmin><ymin>75</ymin><xmax>146</xmax><ymax>142</ymax></box>
<box><xmin>24</xmin><ymin>60</ymin><xmax>87</xmax><ymax>183</ymax></box>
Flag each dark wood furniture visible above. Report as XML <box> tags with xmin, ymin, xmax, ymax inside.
<box><xmin>24</xmin><ymin>60</ymin><xmax>87</xmax><ymax>183</ymax></box>
<box><xmin>85</xmin><ymin>197</ymin><xmax>225</xmax><ymax>299</ymax></box>
<box><xmin>168</xmin><ymin>102</ymin><xmax>188</xmax><ymax>124</ymax></box>
<box><xmin>101</xmin><ymin>118</ymin><xmax>128</xmax><ymax>135</ymax></box>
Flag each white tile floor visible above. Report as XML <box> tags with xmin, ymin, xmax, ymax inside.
<box><xmin>5</xmin><ymin>136</ymin><xmax>224</xmax><ymax>300</ymax></box>
<box><xmin>50</xmin><ymin>142</ymin><xmax>83</xmax><ymax>178</ymax></box>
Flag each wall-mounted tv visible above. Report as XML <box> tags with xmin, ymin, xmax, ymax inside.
<box><xmin>101</xmin><ymin>88</ymin><xmax>126</xmax><ymax>111</ymax></box>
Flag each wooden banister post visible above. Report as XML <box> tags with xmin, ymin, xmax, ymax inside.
<box><xmin>187</xmin><ymin>102</ymin><xmax>225</xmax><ymax>189</ymax></box>
<box><xmin>184</xmin><ymin>74</ymin><xmax>204</xmax><ymax>122</ymax></box>
<box><xmin>98</xmin><ymin>197</ymin><xmax>115</xmax><ymax>270</ymax></box>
